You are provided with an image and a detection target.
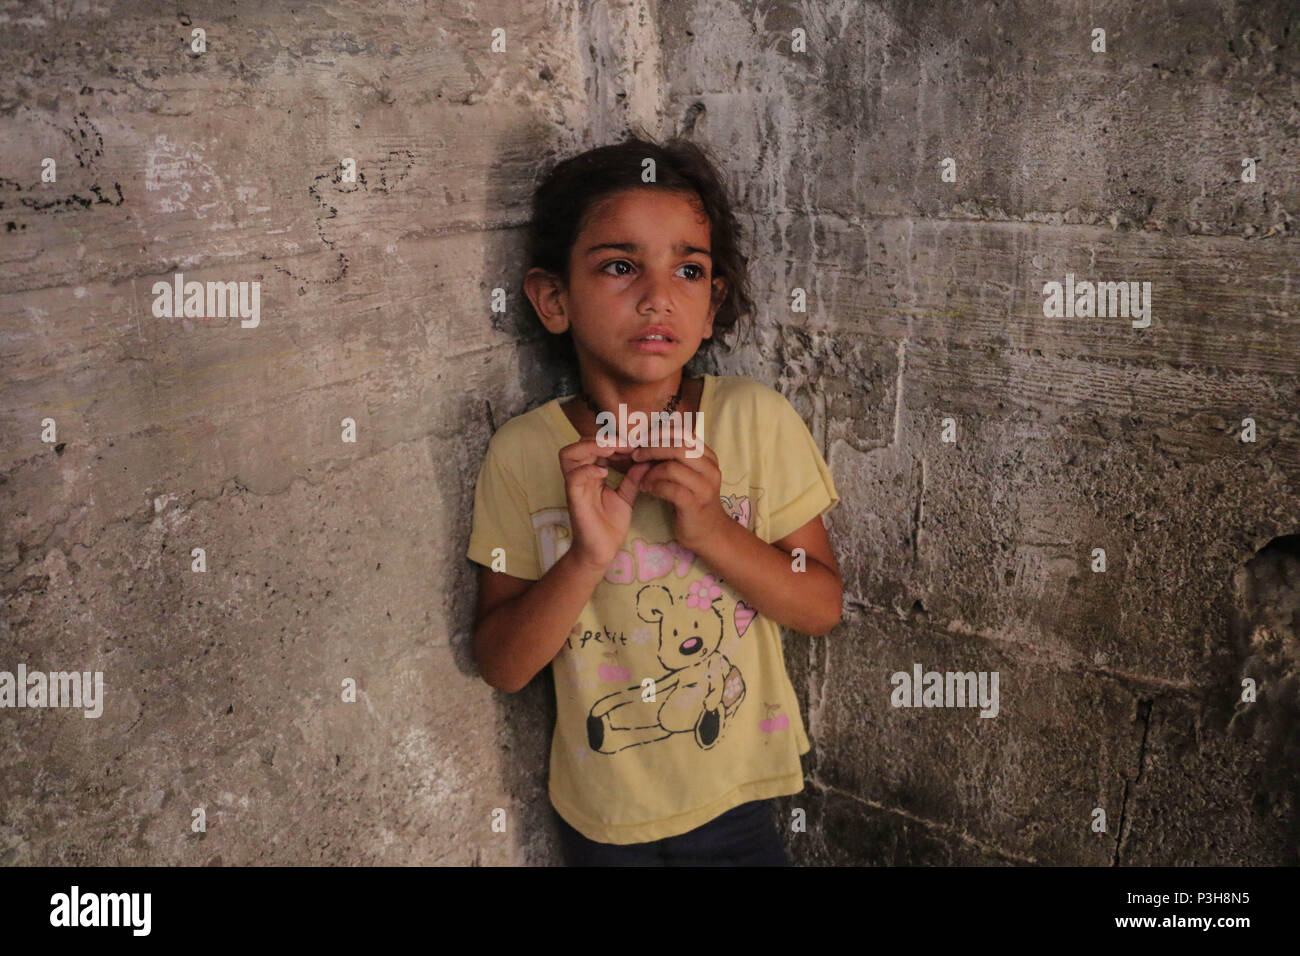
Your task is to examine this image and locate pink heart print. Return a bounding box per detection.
[734,601,755,637]
[632,539,676,580]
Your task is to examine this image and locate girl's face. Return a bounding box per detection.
[556,187,726,387]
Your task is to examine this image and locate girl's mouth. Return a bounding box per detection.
[631,336,676,353]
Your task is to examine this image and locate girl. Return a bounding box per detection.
[466,134,842,865]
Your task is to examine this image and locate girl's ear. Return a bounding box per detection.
[524,267,571,334]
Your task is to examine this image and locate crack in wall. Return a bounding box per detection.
[911,452,924,568]
[1112,697,1154,866]
[891,337,907,444]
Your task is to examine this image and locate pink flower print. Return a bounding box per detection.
[628,626,654,646]
[686,575,723,609]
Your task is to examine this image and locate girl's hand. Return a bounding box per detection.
[628,427,730,554]
[558,436,654,572]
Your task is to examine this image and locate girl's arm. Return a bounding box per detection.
[474,435,648,693]
[630,436,842,636]
[473,549,609,693]
[693,514,842,637]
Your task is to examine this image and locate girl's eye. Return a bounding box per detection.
[599,261,707,280]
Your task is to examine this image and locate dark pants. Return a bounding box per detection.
[553,799,791,866]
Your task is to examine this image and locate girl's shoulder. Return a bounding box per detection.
[708,373,799,420]
[478,397,563,472]
[708,375,819,468]
[491,399,555,442]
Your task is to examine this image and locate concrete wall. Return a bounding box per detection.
[1,0,1295,865]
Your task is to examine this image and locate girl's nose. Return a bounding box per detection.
[638,275,674,313]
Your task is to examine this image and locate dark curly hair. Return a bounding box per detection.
[523,130,754,372]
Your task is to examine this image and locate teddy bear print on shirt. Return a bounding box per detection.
[586,578,747,754]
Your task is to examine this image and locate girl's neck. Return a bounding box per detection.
[561,374,703,442]
[583,370,684,417]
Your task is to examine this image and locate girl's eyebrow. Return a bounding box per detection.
[584,241,712,258]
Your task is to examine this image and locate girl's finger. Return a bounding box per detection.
[640,471,685,507]
[615,461,653,506]
[634,457,710,497]
[629,438,716,466]
[628,443,680,463]
[564,462,609,486]
[561,437,635,470]
[663,461,718,505]
[559,438,600,463]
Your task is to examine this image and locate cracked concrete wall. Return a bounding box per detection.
[654,0,1299,864]
[1,0,1296,868]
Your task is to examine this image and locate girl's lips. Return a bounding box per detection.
[630,338,675,353]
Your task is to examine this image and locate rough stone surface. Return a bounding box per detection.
[1,0,1296,866]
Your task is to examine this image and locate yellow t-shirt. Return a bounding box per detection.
[466,373,839,844]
